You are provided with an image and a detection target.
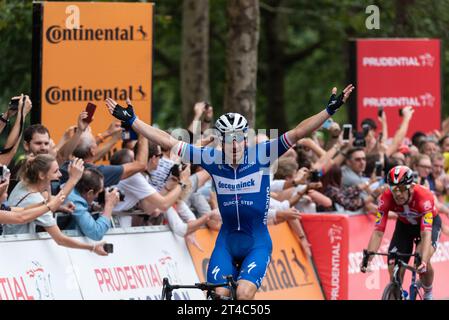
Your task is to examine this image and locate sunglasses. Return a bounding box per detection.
[221,133,246,144]
[154,153,163,158]
[389,185,410,193]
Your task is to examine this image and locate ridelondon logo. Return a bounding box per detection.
[45,85,147,105]
[46,25,149,44]
[0,261,54,300]
[362,53,435,67]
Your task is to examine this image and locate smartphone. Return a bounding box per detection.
[84,102,97,123]
[375,161,383,177]
[103,243,114,254]
[310,170,320,182]
[322,119,333,130]
[377,106,384,118]
[342,124,352,142]
[399,108,403,117]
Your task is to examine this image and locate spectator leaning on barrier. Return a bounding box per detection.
[2,154,108,255]
[66,167,119,241]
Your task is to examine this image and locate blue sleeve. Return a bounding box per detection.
[176,142,219,173]
[71,197,111,241]
[97,165,124,187]
[253,133,294,166]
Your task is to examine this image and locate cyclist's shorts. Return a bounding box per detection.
[207,231,272,289]
[388,214,442,264]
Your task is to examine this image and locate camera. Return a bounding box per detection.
[310,170,321,183]
[169,163,187,179]
[0,165,11,182]
[103,243,114,254]
[97,187,125,204]
[8,97,21,111]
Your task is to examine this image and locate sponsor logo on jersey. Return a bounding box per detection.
[423,212,433,225]
[375,212,383,224]
[213,171,263,195]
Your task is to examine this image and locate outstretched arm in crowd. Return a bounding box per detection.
[0,94,32,166]
[105,98,180,151]
[118,134,148,179]
[92,128,121,163]
[56,112,90,165]
[385,106,414,157]
[285,85,354,146]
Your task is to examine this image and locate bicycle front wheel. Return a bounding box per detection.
[381,282,402,300]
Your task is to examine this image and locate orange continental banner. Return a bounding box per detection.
[187,223,325,300]
[37,1,153,147]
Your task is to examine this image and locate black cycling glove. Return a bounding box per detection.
[325,91,344,116]
[112,102,137,126]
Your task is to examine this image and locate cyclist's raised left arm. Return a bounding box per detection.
[286,85,354,145]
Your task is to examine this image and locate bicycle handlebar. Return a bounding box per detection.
[362,249,422,273]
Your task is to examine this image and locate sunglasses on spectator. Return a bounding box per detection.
[153,153,163,158]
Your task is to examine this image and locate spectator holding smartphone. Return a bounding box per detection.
[2,155,108,255]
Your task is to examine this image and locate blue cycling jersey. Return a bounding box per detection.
[177,133,293,288]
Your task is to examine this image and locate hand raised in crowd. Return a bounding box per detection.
[329,121,341,138]
[68,157,85,183]
[77,111,90,132]
[57,201,76,214]
[294,167,309,185]
[23,95,33,116]
[47,191,67,213]
[193,101,208,118]
[0,178,10,203]
[93,241,109,256]
[105,188,120,208]
[107,121,123,136]
[179,164,191,183]
[401,105,415,121]
[277,207,301,222]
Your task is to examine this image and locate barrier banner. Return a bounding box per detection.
[0,239,82,300]
[69,232,204,300]
[355,39,440,137]
[302,213,449,300]
[300,214,349,300]
[187,223,325,300]
[34,1,153,146]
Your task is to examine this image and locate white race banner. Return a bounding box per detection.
[69,231,205,300]
[0,239,83,300]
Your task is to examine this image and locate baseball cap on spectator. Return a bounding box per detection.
[398,144,411,155]
[361,118,377,131]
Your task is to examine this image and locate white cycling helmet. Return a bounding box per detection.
[214,113,249,135]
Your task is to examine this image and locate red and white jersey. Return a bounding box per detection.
[375,184,437,232]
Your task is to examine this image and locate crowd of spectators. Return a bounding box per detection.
[1,94,449,259]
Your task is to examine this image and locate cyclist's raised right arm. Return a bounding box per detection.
[105,98,179,150]
[132,118,180,150]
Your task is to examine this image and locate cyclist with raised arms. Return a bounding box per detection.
[105,84,354,300]
[361,166,442,300]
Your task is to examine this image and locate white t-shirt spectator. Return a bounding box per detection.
[3,181,56,235]
[115,173,157,227]
[149,157,175,192]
